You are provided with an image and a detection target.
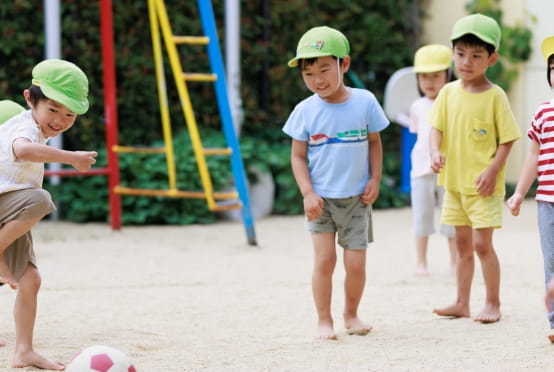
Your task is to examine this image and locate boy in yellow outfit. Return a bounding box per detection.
[429,14,521,323]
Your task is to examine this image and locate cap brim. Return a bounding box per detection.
[450,31,498,49]
[413,64,451,73]
[288,52,334,67]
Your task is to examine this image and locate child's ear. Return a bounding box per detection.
[488,52,499,67]
[342,55,351,73]
[23,89,33,108]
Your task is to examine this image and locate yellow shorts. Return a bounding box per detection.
[441,190,503,229]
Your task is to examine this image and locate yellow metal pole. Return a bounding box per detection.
[153,0,217,210]
[148,0,178,191]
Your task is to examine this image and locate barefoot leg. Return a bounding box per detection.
[473,228,501,323]
[316,321,337,340]
[311,232,337,340]
[343,248,372,335]
[415,236,429,276]
[11,265,63,370]
[433,226,473,318]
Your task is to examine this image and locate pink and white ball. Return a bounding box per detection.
[66,345,136,372]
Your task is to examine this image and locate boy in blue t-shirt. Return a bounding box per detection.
[282,26,389,340]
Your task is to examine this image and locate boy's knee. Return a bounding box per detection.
[315,256,336,274]
[474,242,492,257]
[19,189,56,219]
[19,266,41,292]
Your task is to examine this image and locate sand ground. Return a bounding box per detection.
[0,199,551,371]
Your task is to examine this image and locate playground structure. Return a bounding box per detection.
[43,0,257,245]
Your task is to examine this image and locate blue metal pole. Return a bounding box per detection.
[197,0,257,246]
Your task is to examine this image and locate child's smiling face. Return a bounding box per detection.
[300,56,350,103]
[25,90,77,138]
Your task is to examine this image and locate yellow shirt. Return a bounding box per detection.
[429,80,521,196]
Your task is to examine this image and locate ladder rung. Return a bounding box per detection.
[183,73,217,82]
[203,147,232,156]
[113,145,166,154]
[114,186,238,200]
[172,35,209,45]
[212,200,242,211]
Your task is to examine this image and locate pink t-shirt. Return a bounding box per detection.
[409,96,434,178]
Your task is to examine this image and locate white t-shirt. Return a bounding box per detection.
[409,96,434,178]
[0,110,47,194]
[282,88,389,198]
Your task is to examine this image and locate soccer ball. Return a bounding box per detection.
[66,345,137,372]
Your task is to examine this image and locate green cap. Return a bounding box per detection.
[0,100,25,125]
[31,59,89,115]
[450,13,501,49]
[288,26,350,67]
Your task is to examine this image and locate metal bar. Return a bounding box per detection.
[183,73,217,82]
[45,167,111,177]
[100,0,122,229]
[115,186,238,200]
[154,0,217,210]
[198,0,257,245]
[149,0,178,191]
[172,35,209,45]
[113,145,166,154]
[202,147,232,156]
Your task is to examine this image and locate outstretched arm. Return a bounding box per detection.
[290,139,323,221]
[12,138,97,172]
[506,140,539,216]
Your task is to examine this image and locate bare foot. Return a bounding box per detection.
[12,350,65,370]
[0,337,6,347]
[474,303,501,323]
[548,334,554,343]
[414,265,428,277]
[0,258,17,289]
[316,322,337,340]
[433,303,470,318]
[344,316,372,336]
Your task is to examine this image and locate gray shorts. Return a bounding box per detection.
[305,195,373,249]
[0,189,56,281]
[410,174,455,238]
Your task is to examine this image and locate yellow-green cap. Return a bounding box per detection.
[541,36,554,62]
[0,100,25,125]
[413,44,452,73]
[450,13,501,49]
[31,59,89,115]
[288,26,350,67]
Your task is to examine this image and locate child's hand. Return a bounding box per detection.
[361,178,379,204]
[303,192,323,221]
[72,151,97,172]
[475,167,498,197]
[430,151,445,173]
[506,193,523,216]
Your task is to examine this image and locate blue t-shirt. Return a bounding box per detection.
[282,88,389,198]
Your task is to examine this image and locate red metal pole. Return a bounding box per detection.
[99,0,121,229]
